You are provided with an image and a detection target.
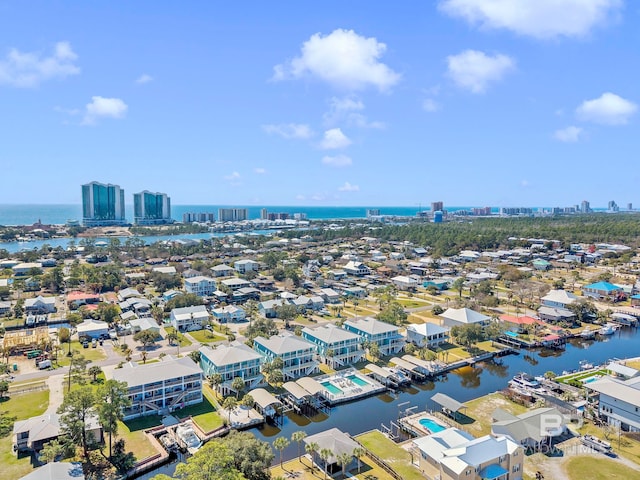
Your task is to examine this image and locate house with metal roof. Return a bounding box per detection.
[303,428,359,471]
[343,317,404,356]
[253,332,318,380]
[212,305,246,323]
[582,281,624,300]
[491,407,567,449]
[439,308,490,329]
[184,276,217,297]
[13,412,102,453]
[587,375,640,432]
[541,289,577,309]
[108,356,203,420]
[170,305,210,332]
[406,322,450,348]
[411,427,523,480]
[302,324,364,368]
[19,462,85,480]
[24,296,56,314]
[199,341,263,395]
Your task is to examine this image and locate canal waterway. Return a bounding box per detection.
[138,327,639,478]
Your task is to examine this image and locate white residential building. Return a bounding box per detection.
[391,275,419,291]
[184,276,217,297]
[343,317,404,356]
[212,305,246,323]
[170,305,210,332]
[587,375,640,432]
[211,264,236,277]
[439,307,490,329]
[199,342,264,394]
[302,324,364,368]
[406,322,450,348]
[343,261,371,276]
[541,289,578,309]
[253,332,318,380]
[24,296,56,314]
[234,259,260,274]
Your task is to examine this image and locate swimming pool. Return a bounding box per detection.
[321,381,343,395]
[347,374,370,387]
[419,418,447,433]
[505,331,519,338]
[583,376,601,384]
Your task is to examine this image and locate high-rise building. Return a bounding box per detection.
[431,201,444,212]
[628,203,633,211]
[133,191,172,225]
[366,209,380,218]
[81,181,126,226]
[607,200,619,212]
[218,208,248,222]
[183,212,215,223]
[581,200,591,213]
[260,208,268,220]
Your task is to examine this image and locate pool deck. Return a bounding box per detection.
[314,368,387,405]
[398,411,451,438]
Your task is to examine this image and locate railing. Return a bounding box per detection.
[352,435,403,480]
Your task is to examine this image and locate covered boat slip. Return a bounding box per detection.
[389,357,427,380]
[365,363,403,388]
[402,354,439,374]
[430,392,467,421]
[281,379,329,415]
[249,388,282,419]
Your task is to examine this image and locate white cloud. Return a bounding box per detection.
[82,96,128,125]
[273,28,400,91]
[554,125,583,142]
[136,74,153,84]
[447,49,515,93]
[338,181,360,192]
[254,167,267,174]
[224,171,241,181]
[323,96,385,128]
[262,123,314,139]
[322,154,353,167]
[439,0,622,39]
[422,98,440,112]
[576,92,637,125]
[0,41,80,88]
[320,128,352,150]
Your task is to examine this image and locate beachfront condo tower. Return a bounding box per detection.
[133,190,172,225]
[81,181,126,226]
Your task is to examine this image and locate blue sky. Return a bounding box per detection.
[0,1,638,208]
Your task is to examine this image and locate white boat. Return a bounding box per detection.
[580,328,596,339]
[175,423,202,454]
[598,323,616,336]
[509,373,546,394]
[383,367,412,386]
[159,434,178,451]
[579,360,594,370]
[581,434,612,453]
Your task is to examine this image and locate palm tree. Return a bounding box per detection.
[141,350,148,364]
[305,441,319,469]
[124,347,133,362]
[274,436,290,469]
[319,448,333,480]
[337,452,352,479]
[88,365,102,383]
[231,376,245,399]
[241,394,254,417]
[291,431,307,462]
[166,330,178,346]
[352,447,365,473]
[207,373,223,392]
[222,396,237,425]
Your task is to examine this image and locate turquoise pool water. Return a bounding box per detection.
[321,381,343,395]
[505,331,519,338]
[347,374,370,386]
[583,376,601,384]
[419,418,447,433]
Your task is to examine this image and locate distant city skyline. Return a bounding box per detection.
[1,2,638,206]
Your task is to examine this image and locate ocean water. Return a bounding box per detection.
[0,204,504,226]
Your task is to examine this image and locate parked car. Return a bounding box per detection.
[82,341,89,348]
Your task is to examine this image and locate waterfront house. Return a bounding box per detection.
[234,259,260,274]
[343,317,404,356]
[253,332,318,380]
[343,261,371,276]
[108,356,203,420]
[13,412,102,453]
[498,315,541,334]
[492,407,567,449]
[587,375,640,432]
[302,324,364,368]
[411,428,523,480]
[170,305,210,332]
[541,290,577,309]
[406,322,450,348]
[303,428,358,471]
[211,264,236,277]
[184,275,217,297]
[537,306,576,324]
[199,342,263,394]
[212,305,246,323]
[582,281,624,300]
[24,296,56,315]
[439,307,490,329]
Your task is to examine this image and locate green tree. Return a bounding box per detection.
[273,436,290,468]
[219,430,274,480]
[376,302,407,326]
[241,394,254,417]
[305,441,319,468]
[337,451,352,479]
[96,379,131,459]
[88,365,102,383]
[57,385,97,459]
[432,304,444,315]
[134,329,158,350]
[367,342,381,362]
[98,303,120,325]
[172,441,246,480]
[231,377,245,399]
[223,396,237,425]
[275,304,298,328]
[452,278,465,298]
[68,352,89,391]
[166,330,178,346]
[0,380,9,399]
[352,446,365,473]
[291,431,306,461]
[39,438,66,463]
[450,323,485,349]
[320,448,333,480]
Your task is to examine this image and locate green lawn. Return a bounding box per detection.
[463,392,528,437]
[120,417,162,460]
[0,390,50,480]
[56,341,107,366]
[172,393,224,432]
[164,327,192,347]
[564,456,640,479]
[188,329,225,344]
[355,430,424,480]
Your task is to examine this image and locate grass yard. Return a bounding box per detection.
[56,341,107,366]
[355,430,424,480]
[556,369,609,384]
[625,360,640,370]
[462,392,528,437]
[0,436,34,480]
[578,422,640,466]
[119,418,161,460]
[172,393,224,433]
[564,456,640,479]
[396,298,430,308]
[271,455,397,480]
[188,329,225,344]
[164,327,192,347]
